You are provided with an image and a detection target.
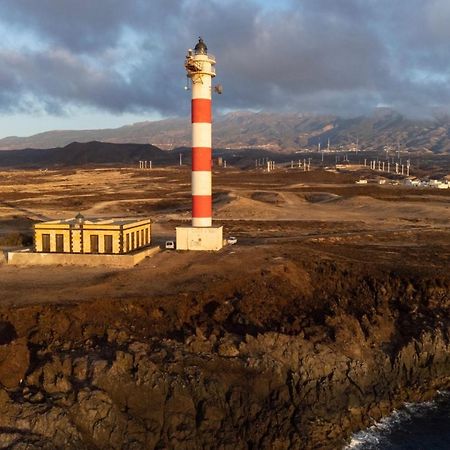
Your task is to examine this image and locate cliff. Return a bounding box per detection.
[0,258,449,449]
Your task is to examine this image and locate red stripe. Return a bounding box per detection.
[192,147,212,171]
[192,99,212,123]
[192,195,212,218]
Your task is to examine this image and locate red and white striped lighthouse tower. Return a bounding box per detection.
[176,37,223,251]
[185,37,215,227]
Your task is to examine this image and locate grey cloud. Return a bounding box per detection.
[0,0,180,53]
[0,0,450,118]
[0,49,150,113]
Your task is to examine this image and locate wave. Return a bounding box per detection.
[344,391,450,449]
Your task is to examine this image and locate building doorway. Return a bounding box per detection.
[42,234,50,252]
[104,235,113,254]
[90,235,99,253]
[55,234,64,252]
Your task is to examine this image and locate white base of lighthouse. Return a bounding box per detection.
[176,226,223,251]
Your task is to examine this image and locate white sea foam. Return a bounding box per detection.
[343,392,449,449]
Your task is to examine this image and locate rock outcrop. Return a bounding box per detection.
[0,260,449,449]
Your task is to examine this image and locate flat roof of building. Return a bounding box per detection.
[35,217,151,226]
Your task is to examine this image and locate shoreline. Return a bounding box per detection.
[345,390,450,449]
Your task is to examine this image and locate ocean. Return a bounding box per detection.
[345,391,450,449]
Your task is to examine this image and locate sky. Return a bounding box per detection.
[1,0,450,138]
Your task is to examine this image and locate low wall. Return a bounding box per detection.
[7,246,160,268]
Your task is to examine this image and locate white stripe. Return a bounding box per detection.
[193,217,212,227]
[192,79,211,100]
[192,171,212,196]
[192,123,211,147]
[191,56,212,100]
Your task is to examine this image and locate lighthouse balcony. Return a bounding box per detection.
[185,60,202,72]
[185,61,216,76]
[188,53,215,63]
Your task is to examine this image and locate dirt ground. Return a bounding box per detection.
[0,166,449,306]
[0,165,449,450]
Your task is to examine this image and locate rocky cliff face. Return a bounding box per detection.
[0,260,449,449]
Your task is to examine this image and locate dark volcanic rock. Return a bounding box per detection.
[0,337,29,389]
[0,261,449,449]
[0,321,17,345]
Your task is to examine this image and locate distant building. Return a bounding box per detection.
[403,177,450,189]
[34,214,151,254]
[405,178,421,187]
[426,179,449,189]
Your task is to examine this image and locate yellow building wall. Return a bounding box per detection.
[34,219,151,254]
[72,229,82,253]
[34,230,43,252]
[124,232,131,251]
[35,225,71,253]
[82,228,121,254]
[56,229,71,252]
[123,222,151,253]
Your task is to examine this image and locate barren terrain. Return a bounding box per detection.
[0,166,449,305]
[0,166,449,449]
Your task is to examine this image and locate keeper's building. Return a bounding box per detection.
[34,214,151,254]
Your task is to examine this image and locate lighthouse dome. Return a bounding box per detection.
[194,37,207,55]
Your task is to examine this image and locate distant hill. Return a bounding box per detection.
[1,110,450,154]
[0,118,190,152]
[0,141,176,168]
[0,140,298,169]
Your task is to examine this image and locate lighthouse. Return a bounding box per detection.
[176,37,223,251]
[187,37,214,227]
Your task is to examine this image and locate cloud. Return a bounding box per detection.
[0,0,449,119]
[0,0,180,53]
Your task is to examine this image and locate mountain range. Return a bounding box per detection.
[1,110,449,154]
